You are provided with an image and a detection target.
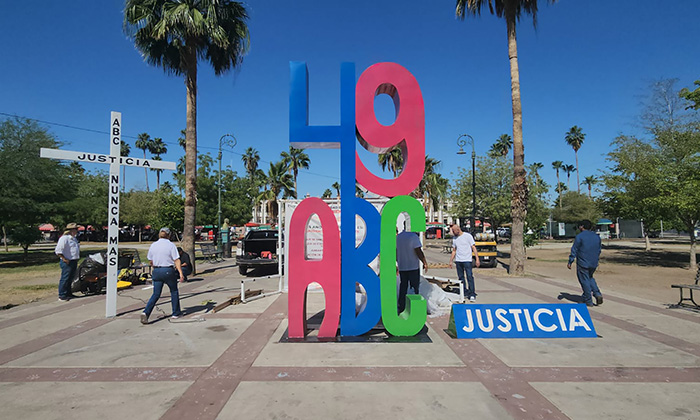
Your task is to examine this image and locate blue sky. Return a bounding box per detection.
[2,0,699,203]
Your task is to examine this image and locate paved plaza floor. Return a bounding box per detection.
[0,257,699,420]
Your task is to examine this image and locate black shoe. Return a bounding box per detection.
[595,295,603,306]
[586,302,595,307]
[67,294,78,299]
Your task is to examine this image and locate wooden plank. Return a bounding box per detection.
[212,289,264,313]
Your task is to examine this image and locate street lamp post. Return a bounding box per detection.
[218,133,237,253]
[457,134,476,233]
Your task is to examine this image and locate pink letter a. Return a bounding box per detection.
[287,198,341,339]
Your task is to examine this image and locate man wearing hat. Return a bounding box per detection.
[55,223,80,301]
[141,227,185,324]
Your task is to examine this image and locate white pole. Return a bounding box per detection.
[106,111,121,318]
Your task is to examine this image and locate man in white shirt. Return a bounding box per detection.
[448,224,480,301]
[141,227,185,324]
[54,223,80,301]
[396,229,428,313]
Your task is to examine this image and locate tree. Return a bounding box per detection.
[582,175,598,198]
[452,155,549,233]
[679,80,700,110]
[322,189,332,199]
[531,162,543,182]
[125,0,251,274]
[332,181,341,198]
[280,146,310,197]
[565,125,585,193]
[0,118,72,255]
[465,155,513,229]
[563,164,576,188]
[526,162,550,232]
[415,156,448,219]
[377,146,404,177]
[488,134,512,158]
[456,0,556,276]
[61,166,109,230]
[242,147,260,181]
[150,137,168,189]
[134,132,154,192]
[603,79,700,269]
[120,140,130,192]
[552,191,601,224]
[121,190,159,241]
[258,160,294,220]
[551,160,563,208]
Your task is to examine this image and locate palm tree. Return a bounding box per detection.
[565,125,585,193]
[488,134,513,158]
[582,175,598,198]
[125,0,250,273]
[331,181,340,198]
[552,160,563,208]
[531,162,544,182]
[241,147,260,181]
[377,146,404,177]
[280,146,310,197]
[120,140,131,192]
[134,132,154,191]
[456,0,556,276]
[416,156,447,217]
[150,137,168,189]
[262,160,294,219]
[322,189,332,199]
[563,164,576,188]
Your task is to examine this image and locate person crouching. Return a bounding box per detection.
[141,227,184,324]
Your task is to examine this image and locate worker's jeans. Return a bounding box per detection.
[144,267,182,317]
[455,261,476,298]
[576,265,601,304]
[58,259,78,298]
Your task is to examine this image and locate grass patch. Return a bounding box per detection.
[12,284,55,291]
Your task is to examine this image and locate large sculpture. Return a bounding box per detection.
[288,62,426,338]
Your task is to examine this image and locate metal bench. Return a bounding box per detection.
[671,267,700,308]
[199,243,223,263]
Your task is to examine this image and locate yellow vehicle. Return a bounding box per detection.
[471,217,498,268]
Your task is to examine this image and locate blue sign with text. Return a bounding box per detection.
[448,303,598,339]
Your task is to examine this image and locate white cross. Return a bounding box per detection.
[40,111,176,318]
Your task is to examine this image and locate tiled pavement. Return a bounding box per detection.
[0,260,699,420]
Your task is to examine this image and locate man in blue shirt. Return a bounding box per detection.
[567,220,603,306]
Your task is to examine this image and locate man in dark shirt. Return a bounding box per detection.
[567,220,603,306]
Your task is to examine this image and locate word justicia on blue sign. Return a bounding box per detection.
[447,304,598,339]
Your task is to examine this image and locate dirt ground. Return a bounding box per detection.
[428,238,698,306]
[506,240,696,304]
[1,239,698,310]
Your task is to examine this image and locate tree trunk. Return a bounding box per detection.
[2,225,7,252]
[506,10,528,276]
[556,172,561,208]
[689,222,697,271]
[143,150,149,192]
[575,151,580,193]
[183,48,198,275]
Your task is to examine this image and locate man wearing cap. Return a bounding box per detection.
[55,223,80,301]
[141,227,185,324]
